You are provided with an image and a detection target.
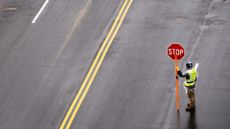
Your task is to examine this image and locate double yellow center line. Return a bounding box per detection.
[59,0,133,129]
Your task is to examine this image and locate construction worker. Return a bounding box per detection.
[175,62,198,112]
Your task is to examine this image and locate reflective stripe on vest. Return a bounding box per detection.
[184,68,197,87]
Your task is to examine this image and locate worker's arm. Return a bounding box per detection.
[177,70,189,78]
[175,66,190,79]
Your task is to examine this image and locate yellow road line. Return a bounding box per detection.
[59,1,128,129]
[65,0,133,128]
[59,0,133,128]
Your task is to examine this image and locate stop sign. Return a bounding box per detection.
[167,43,184,60]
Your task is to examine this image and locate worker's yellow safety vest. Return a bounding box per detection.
[184,68,197,87]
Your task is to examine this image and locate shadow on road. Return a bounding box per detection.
[176,111,198,129]
[176,112,181,129]
[186,112,197,129]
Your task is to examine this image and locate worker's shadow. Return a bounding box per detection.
[186,111,197,129]
[176,111,197,129]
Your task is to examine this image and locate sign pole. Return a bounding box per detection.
[167,43,184,111]
[175,56,180,111]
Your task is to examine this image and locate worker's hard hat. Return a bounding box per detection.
[186,62,193,69]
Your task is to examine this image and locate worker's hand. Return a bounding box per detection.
[175,66,180,72]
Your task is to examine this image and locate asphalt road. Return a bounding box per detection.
[1,0,230,129]
[0,0,121,128]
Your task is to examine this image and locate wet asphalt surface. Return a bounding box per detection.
[0,0,230,129]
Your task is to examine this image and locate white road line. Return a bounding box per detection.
[32,0,50,23]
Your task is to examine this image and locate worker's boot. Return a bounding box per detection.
[186,103,196,112]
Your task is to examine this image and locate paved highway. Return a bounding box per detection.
[0,0,121,128]
[0,0,230,129]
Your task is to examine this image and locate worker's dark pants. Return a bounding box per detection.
[186,85,195,108]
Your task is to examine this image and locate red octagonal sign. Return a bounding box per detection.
[167,43,184,60]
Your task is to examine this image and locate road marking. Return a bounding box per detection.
[66,1,133,128]
[38,0,92,94]
[0,7,17,12]
[59,0,128,128]
[52,0,92,67]
[32,0,50,23]
[59,0,133,129]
